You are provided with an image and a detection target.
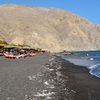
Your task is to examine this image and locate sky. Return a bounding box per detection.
[0,0,100,24]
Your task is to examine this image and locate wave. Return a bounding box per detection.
[58,53,100,78]
[89,64,100,78]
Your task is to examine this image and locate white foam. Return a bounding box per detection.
[89,58,94,61]
[44,81,49,85]
[56,71,62,77]
[28,75,36,81]
[34,90,55,97]
[89,64,100,78]
[89,64,100,69]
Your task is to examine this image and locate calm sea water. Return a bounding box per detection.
[59,51,100,78]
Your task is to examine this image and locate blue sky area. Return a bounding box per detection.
[0,0,99,24]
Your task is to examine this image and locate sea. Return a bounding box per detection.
[58,50,100,78]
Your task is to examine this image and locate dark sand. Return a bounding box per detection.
[57,56,100,100]
[0,54,100,100]
[0,53,51,100]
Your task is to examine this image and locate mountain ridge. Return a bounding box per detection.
[0,4,100,52]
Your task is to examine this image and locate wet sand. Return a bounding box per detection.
[0,54,100,100]
[57,56,100,100]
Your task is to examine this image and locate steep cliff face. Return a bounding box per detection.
[0,4,100,52]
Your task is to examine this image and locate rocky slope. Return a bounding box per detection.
[0,4,100,52]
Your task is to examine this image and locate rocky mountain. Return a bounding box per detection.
[0,4,100,52]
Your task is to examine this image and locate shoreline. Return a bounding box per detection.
[58,54,100,79]
[57,56,100,100]
[0,53,100,100]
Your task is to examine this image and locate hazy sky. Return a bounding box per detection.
[0,0,99,24]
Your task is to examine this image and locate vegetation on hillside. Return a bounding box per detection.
[0,40,8,45]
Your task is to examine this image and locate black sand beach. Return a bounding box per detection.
[57,57,100,100]
[0,53,51,100]
[0,54,100,100]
